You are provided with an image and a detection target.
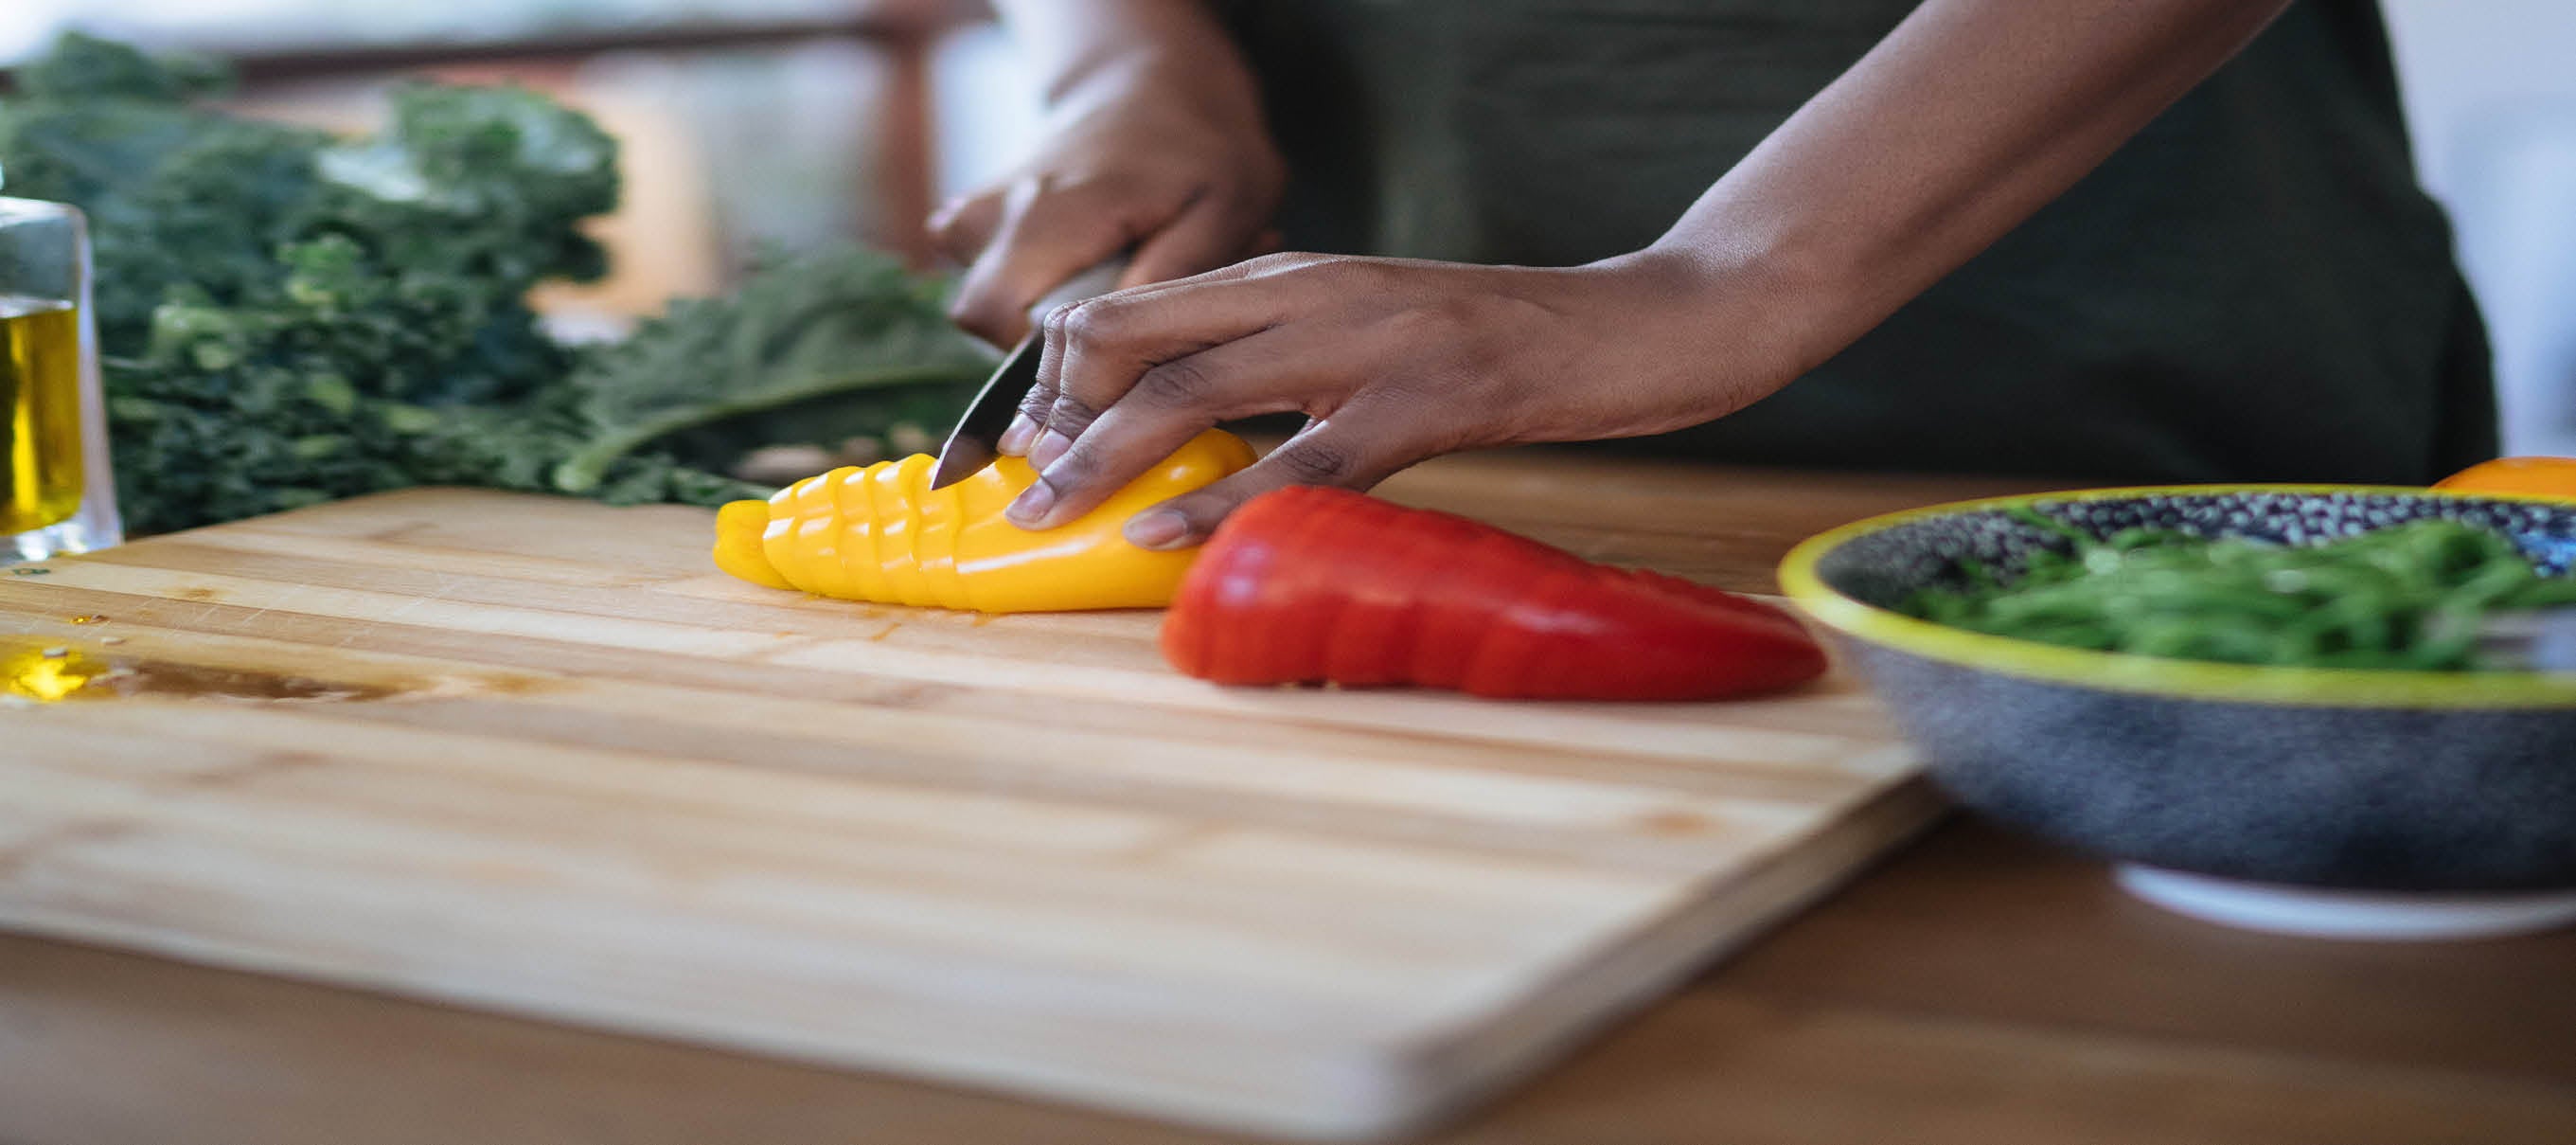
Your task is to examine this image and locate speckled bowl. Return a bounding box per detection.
[1778,487,2576,904]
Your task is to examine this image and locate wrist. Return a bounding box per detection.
[1608,233,1852,390]
[1556,215,1872,433]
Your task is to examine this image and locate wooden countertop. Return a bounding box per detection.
[4,452,2571,1145]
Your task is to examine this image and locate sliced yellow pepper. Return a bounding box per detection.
[713,429,1256,612]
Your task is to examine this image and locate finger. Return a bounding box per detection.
[1028,248,1315,415]
[1006,274,1146,458]
[1023,291,1078,448]
[926,189,1004,265]
[948,179,1133,345]
[1119,192,1265,289]
[1027,259,1353,469]
[1012,288,1108,456]
[1124,410,1423,549]
[996,349,1058,457]
[1008,326,1347,529]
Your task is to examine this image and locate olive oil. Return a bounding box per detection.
[2,295,84,534]
[2,640,105,702]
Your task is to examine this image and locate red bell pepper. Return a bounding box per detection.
[1160,486,1829,700]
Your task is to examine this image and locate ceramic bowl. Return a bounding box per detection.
[1778,487,2576,934]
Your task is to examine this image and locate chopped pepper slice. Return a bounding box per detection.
[713,429,1255,613]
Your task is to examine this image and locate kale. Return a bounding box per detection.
[0,33,990,535]
[553,246,990,494]
[0,37,329,350]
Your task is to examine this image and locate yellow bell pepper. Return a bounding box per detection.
[712,428,1255,612]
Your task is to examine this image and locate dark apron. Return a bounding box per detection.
[1217,0,2496,484]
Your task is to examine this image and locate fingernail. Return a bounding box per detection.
[1124,510,1189,550]
[998,414,1039,456]
[1006,478,1055,527]
[1028,430,1075,471]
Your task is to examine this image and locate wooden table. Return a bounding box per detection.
[4,454,2571,1145]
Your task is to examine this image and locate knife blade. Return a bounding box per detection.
[932,258,1129,491]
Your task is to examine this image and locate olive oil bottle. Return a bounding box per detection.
[2,295,84,534]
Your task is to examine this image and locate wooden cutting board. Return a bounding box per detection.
[0,459,1943,1140]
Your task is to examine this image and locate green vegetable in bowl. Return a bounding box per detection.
[1902,512,2576,671]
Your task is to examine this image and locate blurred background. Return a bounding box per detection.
[2,0,2570,456]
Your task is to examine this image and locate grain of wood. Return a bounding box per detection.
[6,464,2561,1145]
[0,483,1948,1138]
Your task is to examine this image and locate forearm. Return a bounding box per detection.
[1653,0,2294,369]
[987,0,1264,125]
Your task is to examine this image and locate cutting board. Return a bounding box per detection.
[0,465,1940,1140]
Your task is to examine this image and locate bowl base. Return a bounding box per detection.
[2115,866,2576,940]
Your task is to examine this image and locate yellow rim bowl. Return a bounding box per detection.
[1777,484,2576,710]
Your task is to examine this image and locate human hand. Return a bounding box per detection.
[930,58,1285,346]
[1001,249,1816,548]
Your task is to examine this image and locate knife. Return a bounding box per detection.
[931,258,1130,491]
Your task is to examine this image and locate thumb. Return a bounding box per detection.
[1123,412,1423,550]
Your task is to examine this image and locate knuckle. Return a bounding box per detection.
[1046,394,1106,435]
[1059,299,1130,351]
[1039,299,1077,341]
[1134,358,1217,408]
[1385,297,1504,363]
[1272,254,1383,296]
[1273,439,1359,485]
[1042,439,1099,486]
[1242,251,1321,276]
[1339,259,1407,295]
[1162,492,1232,534]
[1382,303,1458,343]
[1015,385,1057,420]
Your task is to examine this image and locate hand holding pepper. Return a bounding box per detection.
[999,250,1811,550]
[968,0,2301,550]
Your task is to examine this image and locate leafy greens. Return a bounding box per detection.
[1904,512,2576,671]
[0,33,992,535]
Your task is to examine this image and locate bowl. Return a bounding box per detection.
[1779,486,2576,938]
